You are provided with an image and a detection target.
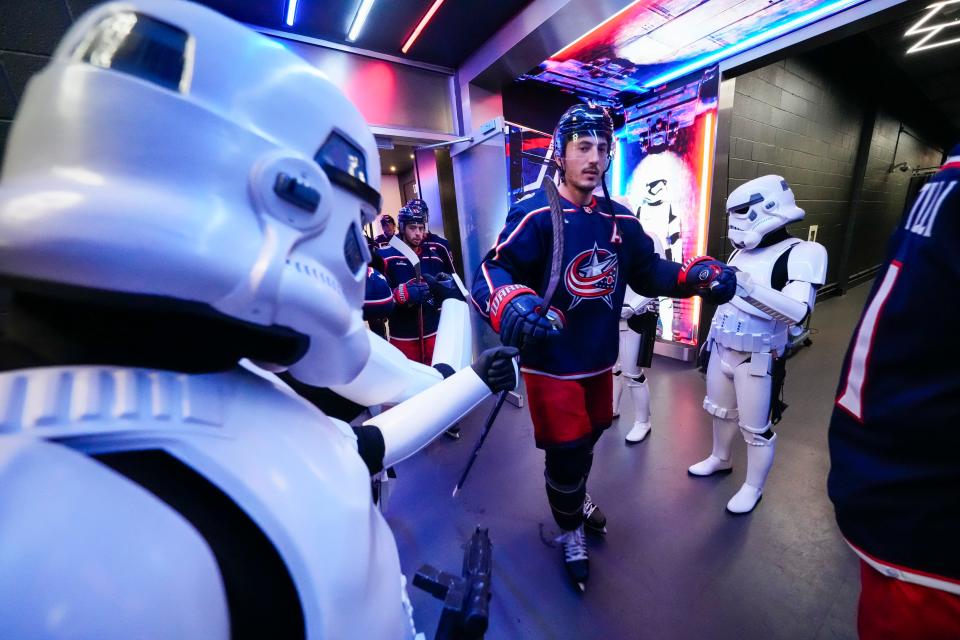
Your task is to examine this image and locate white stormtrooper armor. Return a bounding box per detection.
[613,229,666,444]
[688,175,827,514]
[0,3,512,638]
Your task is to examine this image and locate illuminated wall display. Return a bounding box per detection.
[528,0,866,101]
[612,66,718,346]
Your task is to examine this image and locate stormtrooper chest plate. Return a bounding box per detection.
[710,239,798,354]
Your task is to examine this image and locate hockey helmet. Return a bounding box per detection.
[552,103,614,169]
[397,206,426,231]
[726,175,804,251]
[406,198,429,221]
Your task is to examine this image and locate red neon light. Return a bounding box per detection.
[691,110,716,338]
[402,0,446,54]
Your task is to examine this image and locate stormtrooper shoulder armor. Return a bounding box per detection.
[788,241,828,286]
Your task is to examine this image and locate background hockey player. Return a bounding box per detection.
[688,175,827,515]
[0,3,517,637]
[374,213,397,248]
[407,197,458,275]
[471,103,736,591]
[829,147,960,639]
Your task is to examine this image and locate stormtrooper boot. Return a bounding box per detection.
[688,417,738,476]
[624,374,651,444]
[556,524,589,592]
[583,493,607,535]
[726,432,776,515]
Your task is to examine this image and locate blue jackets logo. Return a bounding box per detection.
[565,243,619,309]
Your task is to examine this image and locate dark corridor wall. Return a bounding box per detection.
[726,52,944,292]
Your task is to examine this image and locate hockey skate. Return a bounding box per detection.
[583,493,607,535]
[556,525,589,592]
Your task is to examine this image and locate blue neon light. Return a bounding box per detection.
[641,0,862,89]
[285,0,299,26]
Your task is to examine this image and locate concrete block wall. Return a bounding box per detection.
[726,57,863,286]
[847,113,942,278]
[726,54,944,290]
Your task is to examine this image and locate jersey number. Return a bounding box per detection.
[836,261,902,421]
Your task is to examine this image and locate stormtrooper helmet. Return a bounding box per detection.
[726,175,804,250]
[0,0,381,385]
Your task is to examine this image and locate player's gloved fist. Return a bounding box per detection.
[393,280,430,306]
[499,294,563,348]
[423,272,465,303]
[471,346,520,393]
[678,256,737,304]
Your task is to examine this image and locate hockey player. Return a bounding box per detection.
[374,213,397,248]
[471,103,736,590]
[407,197,458,275]
[829,148,960,638]
[364,266,395,323]
[613,235,665,444]
[688,175,827,515]
[378,206,454,364]
[0,3,517,638]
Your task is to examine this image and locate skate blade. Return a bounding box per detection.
[725,494,762,516]
[576,582,586,593]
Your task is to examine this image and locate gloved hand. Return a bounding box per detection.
[423,272,465,303]
[471,346,520,393]
[498,293,564,348]
[393,280,430,306]
[677,256,737,304]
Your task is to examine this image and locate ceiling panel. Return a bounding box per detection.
[196,0,531,68]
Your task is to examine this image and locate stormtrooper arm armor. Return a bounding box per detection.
[328,298,472,406]
[366,366,496,469]
[735,241,827,324]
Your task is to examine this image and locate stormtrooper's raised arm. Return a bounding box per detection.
[349,347,518,474]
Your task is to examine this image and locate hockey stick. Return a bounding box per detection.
[453,174,565,497]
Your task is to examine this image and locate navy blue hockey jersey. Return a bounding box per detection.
[471,189,687,378]
[377,241,450,340]
[424,232,457,274]
[829,150,960,584]
[362,266,394,321]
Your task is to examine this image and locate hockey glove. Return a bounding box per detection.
[490,286,564,348]
[393,280,430,306]
[471,346,520,393]
[678,256,737,304]
[423,272,465,303]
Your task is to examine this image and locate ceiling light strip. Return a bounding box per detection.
[348,0,377,42]
[285,0,299,26]
[402,0,446,54]
[642,0,862,88]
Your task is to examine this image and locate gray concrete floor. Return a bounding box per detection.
[388,283,872,640]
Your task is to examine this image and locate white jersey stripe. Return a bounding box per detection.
[837,261,902,421]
